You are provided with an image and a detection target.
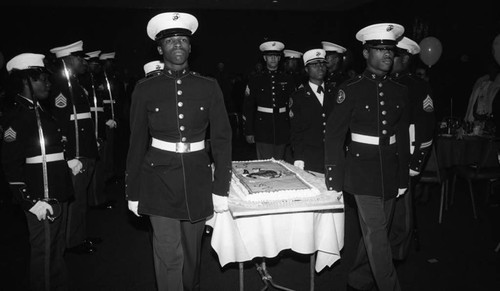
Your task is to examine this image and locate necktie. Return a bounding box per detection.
[317,85,324,94]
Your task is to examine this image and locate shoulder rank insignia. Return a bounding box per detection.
[423,95,434,112]
[55,93,67,108]
[337,89,346,104]
[3,127,17,142]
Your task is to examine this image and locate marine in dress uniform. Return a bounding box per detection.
[126,12,232,291]
[97,52,122,182]
[390,37,436,261]
[322,41,350,89]
[79,50,112,208]
[2,53,74,290]
[49,40,100,253]
[324,23,410,291]
[289,49,335,173]
[243,40,295,160]
[283,49,306,87]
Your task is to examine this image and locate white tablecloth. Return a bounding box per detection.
[206,208,344,272]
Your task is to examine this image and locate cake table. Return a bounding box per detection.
[206,163,345,291]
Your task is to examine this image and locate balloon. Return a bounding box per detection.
[493,33,500,66]
[419,36,442,68]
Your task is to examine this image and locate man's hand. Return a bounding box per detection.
[326,189,343,201]
[67,159,83,176]
[397,188,407,198]
[293,160,305,170]
[245,135,255,144]
[29,201,53,221]
[128,201,140,217]
[106,119,117,129]
[410,169,420,177]
[212,194,229,213]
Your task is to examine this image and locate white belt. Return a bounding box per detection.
[351,133,396,145]
[70,112,92,120]
[151,138,205,153]
[103,100,116,104]
[26,152,65,164]
[90,107,104,112]
[420,140,433,149]
[257,106,287,113]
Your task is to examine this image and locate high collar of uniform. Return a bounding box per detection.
[165,68,190,78]
[391,70,410,79]
[15,94,37,109]
[266,69,279,75]
[363,69,388,81]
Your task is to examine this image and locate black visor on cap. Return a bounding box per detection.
[365,39,397,46]
[263,51,282,56]
[70,51,86,58]
[155,28,192,41]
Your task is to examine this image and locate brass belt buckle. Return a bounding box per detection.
[176,142,190,153]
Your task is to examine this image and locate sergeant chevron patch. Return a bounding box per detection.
[423,95,434,112]
[3,127,17,142]
[55,93,67,108]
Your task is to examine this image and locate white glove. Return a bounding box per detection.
[106,119,117,128]
[128,201,140,217]
[409,169,420,177]
[245,135,255,144]
[397,188,407,198]
[212,194,229,213]
[67,159,83,176]
[293,160,305,170]
[29,201,53,221]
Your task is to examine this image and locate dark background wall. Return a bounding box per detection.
[1,0,499,119]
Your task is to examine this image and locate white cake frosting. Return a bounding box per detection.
[231,159,321,202]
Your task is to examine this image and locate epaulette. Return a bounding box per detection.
[345,74,363,87]
[389,77,408,89]
[135,73,162,86]
[190,71,217,82]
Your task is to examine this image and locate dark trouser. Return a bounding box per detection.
[104,127,115,181]
[149,216,205,291]
[66,158,95,248]
[256,142,286,160]
[390,180,414,261]
[348,195,400,291]
[25,202,69,291]
[88,142,107,206]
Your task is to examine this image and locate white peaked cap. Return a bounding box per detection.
[50,40,84,58]
[85,50,101,59]
[99,52,116,60]
[355,23,404,44]
[303,49,326,66]
[321,41,347,53]
[147,12,199,41]
[396,37,421,55]
[283,49,303,58]
[144,60,164,75]
[6,53,45,73]
[259,41,285,53]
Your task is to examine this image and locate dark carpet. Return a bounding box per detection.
[2,134,500,291]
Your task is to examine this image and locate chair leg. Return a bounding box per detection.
[467,180,478,219]
[450,173,457,206]
[439,183,445,224]
[444,179,449,211]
